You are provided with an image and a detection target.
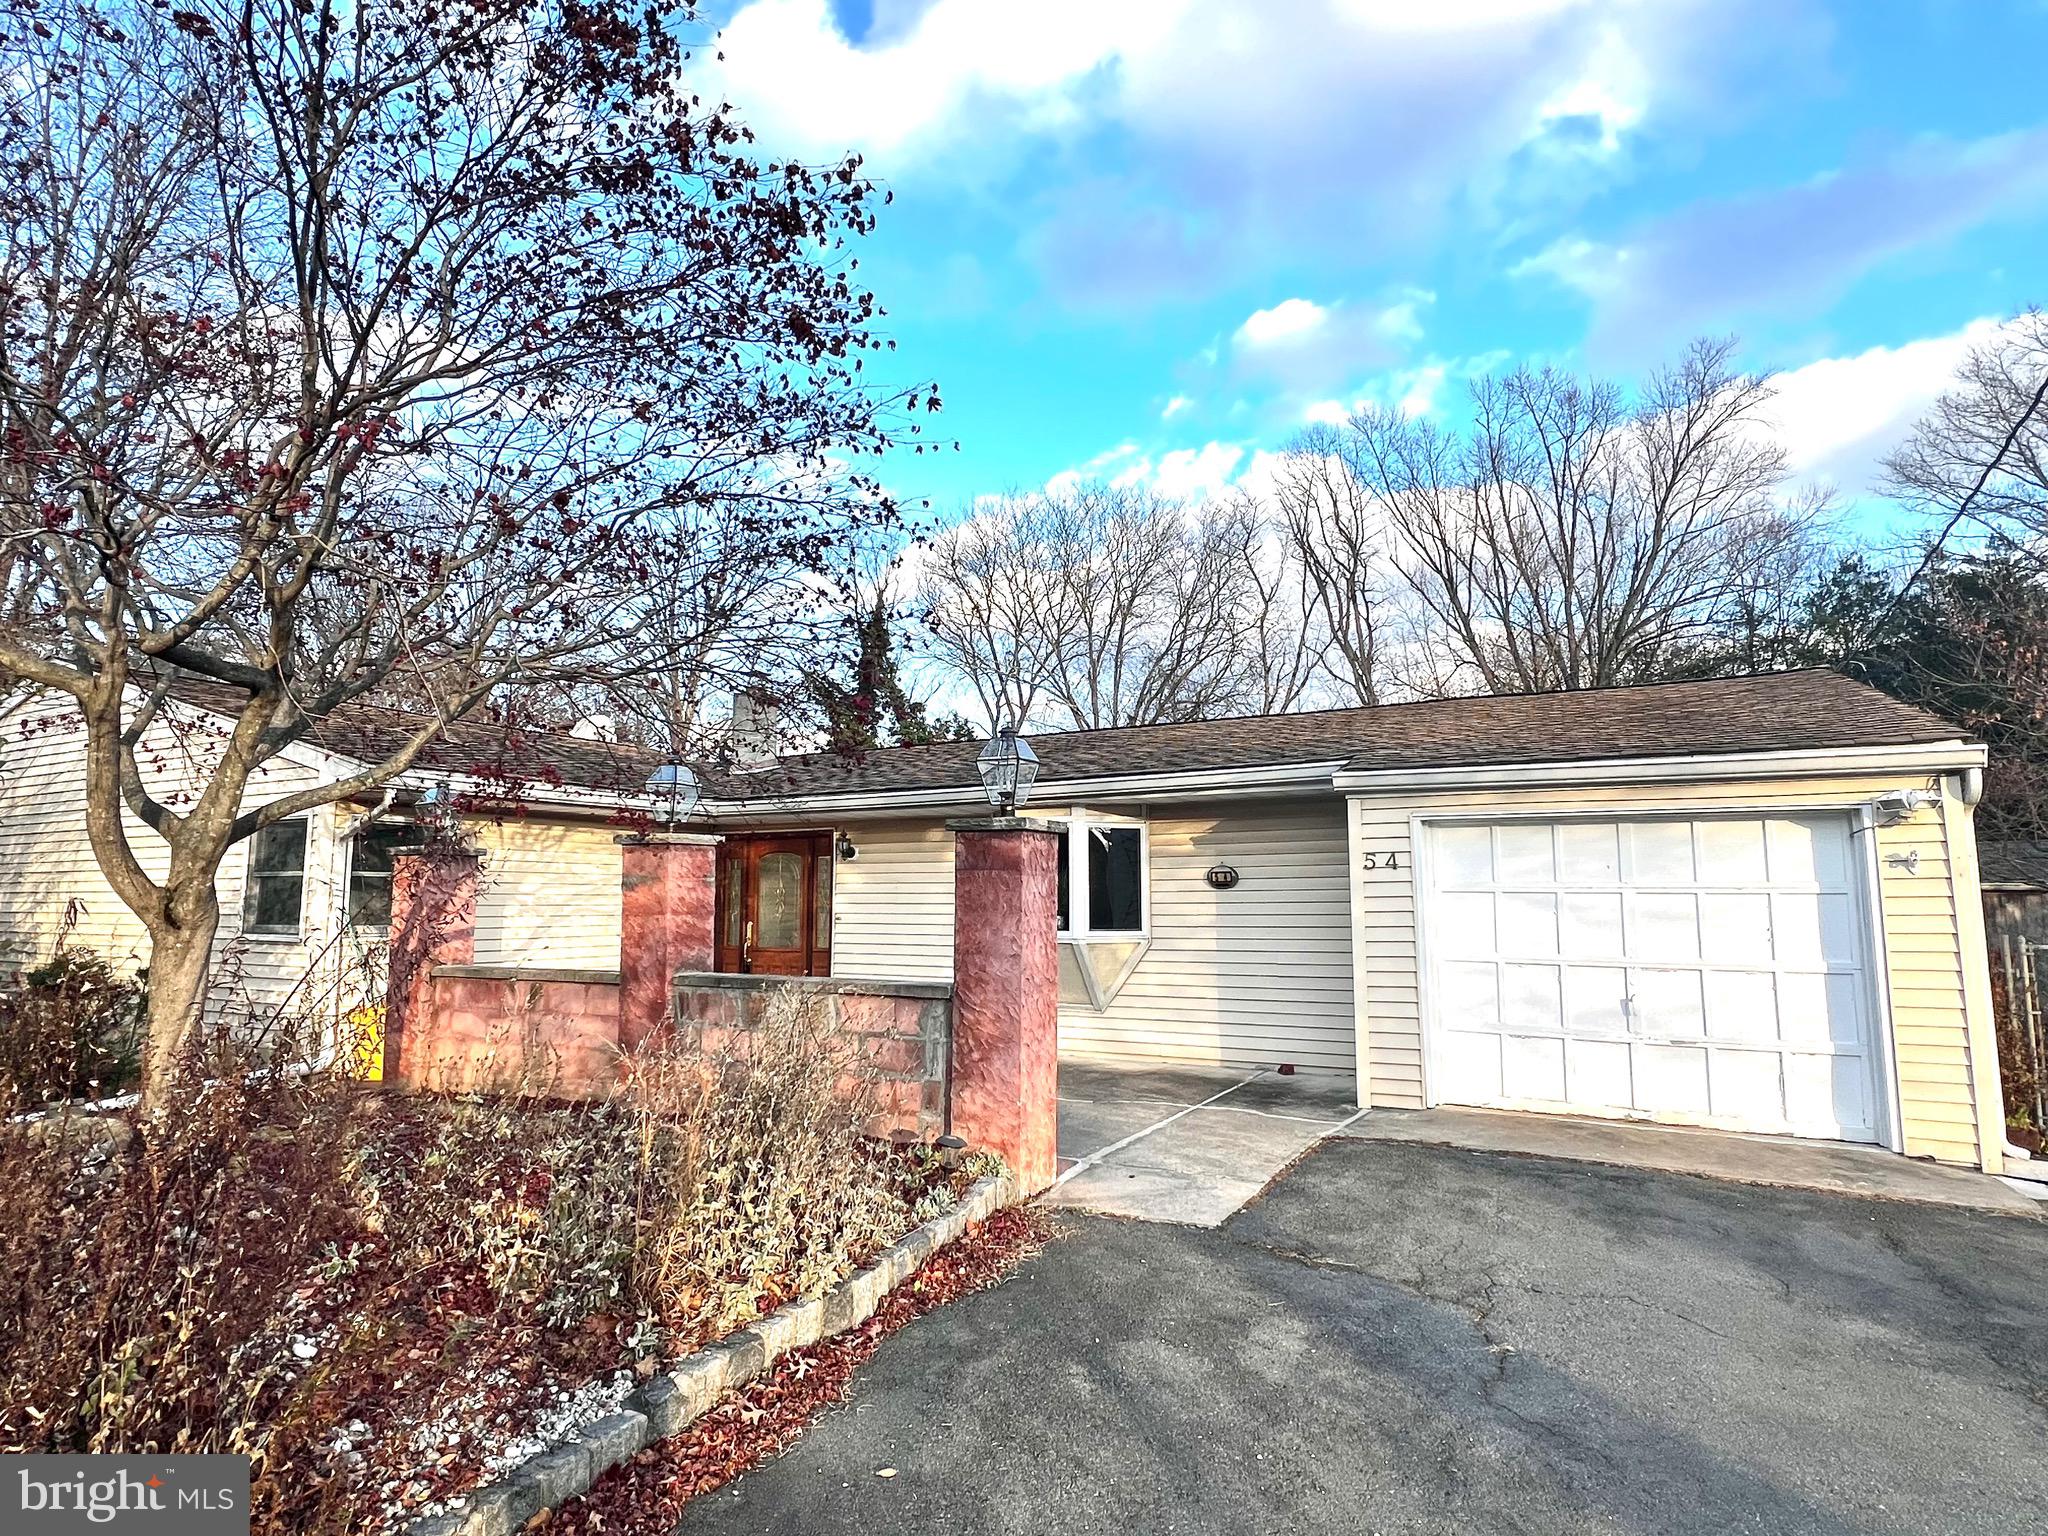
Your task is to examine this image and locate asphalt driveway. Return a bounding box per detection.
[675,1140,2048,1535]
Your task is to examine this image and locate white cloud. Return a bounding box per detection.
[1766,319,1999,496]
[1160,394,1195,420]
[711,0,1802,306]
[1235,298,1329,349]
[1511,131,2048,361]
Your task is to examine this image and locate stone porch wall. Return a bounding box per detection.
[402,964,622,1097]
[673,972,952,1140]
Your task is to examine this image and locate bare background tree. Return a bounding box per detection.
[1352,339,1827,693]
[0,0,926,1098]
[1270,430,1389,704]
[919,484,1320,730]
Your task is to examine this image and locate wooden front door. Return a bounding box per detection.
[715,832,833,976]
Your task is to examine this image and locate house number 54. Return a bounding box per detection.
[1361,851,1401,871]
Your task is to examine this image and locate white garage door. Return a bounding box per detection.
[1423,815,1882,1143]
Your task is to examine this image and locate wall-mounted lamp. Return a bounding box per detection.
[1872,787,1940,827]
[836,831,858,862]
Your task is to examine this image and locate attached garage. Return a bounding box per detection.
[1420,814,1886,1144]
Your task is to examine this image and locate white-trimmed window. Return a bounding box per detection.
[1052,809,1148,939]
[242,819,310,937]
[347,821,427,929]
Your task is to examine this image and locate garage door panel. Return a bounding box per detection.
[1437,891,1495,948]
[1709,1048,1784,1121]
[1502,963,1562,1030]
[1698,820,1768,882]
[1700,892,1772,963]
[1630,967,1705,1037]
[1566,1037,1633,1104]
[1566,965,1628,1032]
[1561,892,1622,954]
[1435,825,1495,884]
[1766,817,1847,885]
[1636,1043,1710,1113]
[1558,822,1620,881]
[1441,960,1499,1023]
[1626,821,1695,883]
[1498,892,1559,954]
[1502,1035,1566,1101]
[1704,970,1777,1043]
[1426,813,1881,1144]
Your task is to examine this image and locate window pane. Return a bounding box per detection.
[812,851,833,951]
[756,852,804,949]
[348,875,393,929]
[347,823,422,929]
[354,822,421,876]
[250,820,307,876]
[246,875,303,933]
[1088,826,1143,932]
[721,855,743,947]
[1054,828,1070,931]
[243,821,308,933]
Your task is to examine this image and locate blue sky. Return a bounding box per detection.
[703,0,2048,524]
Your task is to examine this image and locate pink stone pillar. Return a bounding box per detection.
[947,816,1062,1194]
[387,848,480,1085]
[618,832,721,1054]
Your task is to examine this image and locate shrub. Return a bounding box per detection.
[626,988,913,1340]
[0,1037,361,1531]
[0,946,145,1103]
[0,985,936,1533]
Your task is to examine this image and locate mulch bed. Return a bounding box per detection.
[546,1205,1056,1534]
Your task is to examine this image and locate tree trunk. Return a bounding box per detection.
[139,887,221,1111]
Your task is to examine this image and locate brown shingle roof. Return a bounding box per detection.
[709,669,1968,803]
[138,667,660,796]
[143,666,1968,804]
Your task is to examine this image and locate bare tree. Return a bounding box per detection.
[1271,428,1388,704]
[915,508,1059,732]
[919,484,1306,731]
[1348,339,1824,694]
[1883,306,2048,547]
[0,0,920,1100]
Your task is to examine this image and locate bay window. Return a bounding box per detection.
[1052,810,1147,939]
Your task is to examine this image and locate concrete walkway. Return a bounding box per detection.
[1350,1105,2043,1216]
[1048,1062,1360,1225]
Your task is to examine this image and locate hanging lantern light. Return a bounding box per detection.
[975,725,1039,813]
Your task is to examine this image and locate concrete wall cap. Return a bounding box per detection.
[674,971,952,1001]
[944,815,1065,834]
[615,831,724,846]
[432,964,622,985]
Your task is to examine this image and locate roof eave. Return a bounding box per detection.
[1331,739,1987,792]
[698,757,1355,818]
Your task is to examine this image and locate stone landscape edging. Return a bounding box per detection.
[407,1171,1019,1536]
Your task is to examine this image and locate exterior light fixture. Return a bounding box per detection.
[975,724,1039,813]
[416,779,460,842]
[645,763,702,826]
[836,831,858,862]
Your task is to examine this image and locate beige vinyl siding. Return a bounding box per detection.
[469,817,625,971]
[826,801,1356,1075]
[1348,773,1998,1169]
[830,818,956,982]
[1059,799,1355,1075]
[0,691,348,1023]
